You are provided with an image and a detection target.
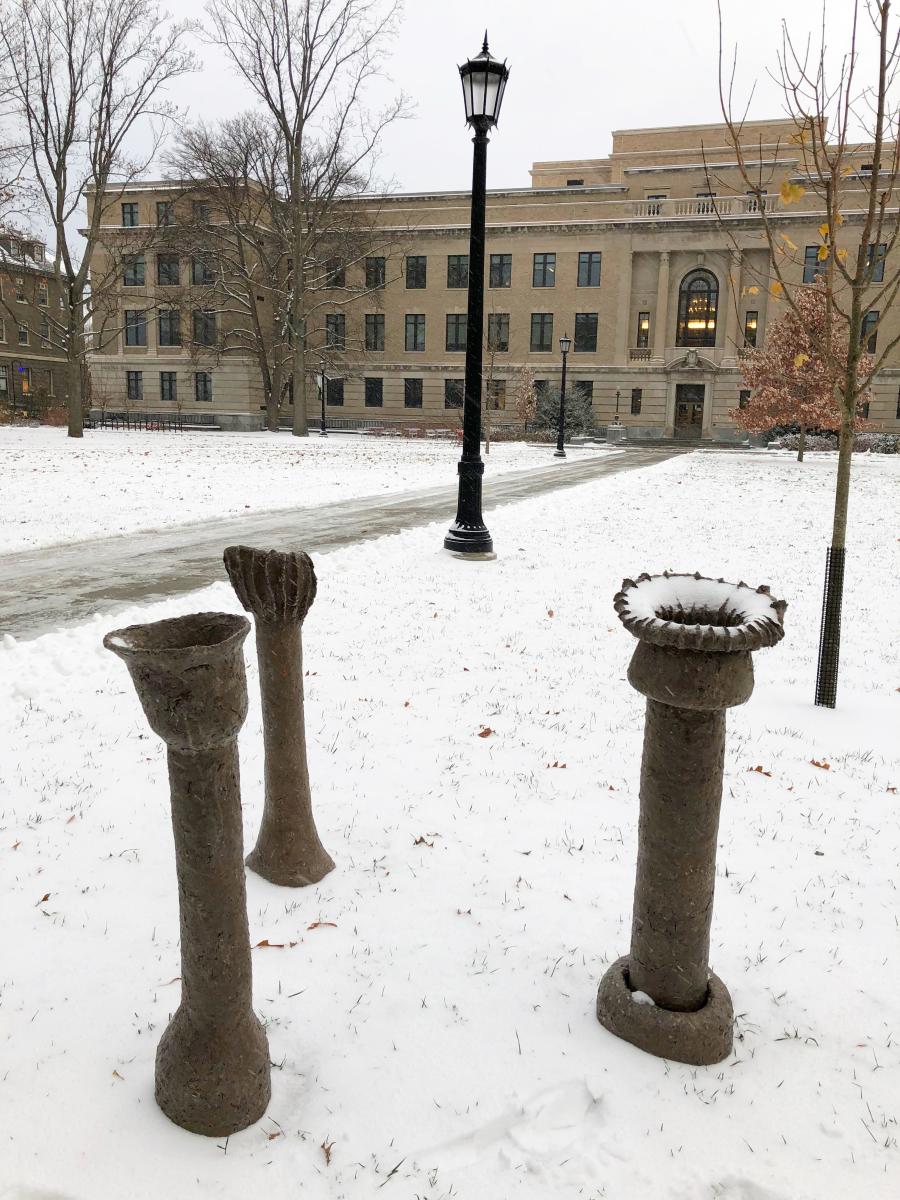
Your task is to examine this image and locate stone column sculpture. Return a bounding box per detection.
[597,572,786,1065]
[104,612,271,1136]
[224,544,335,887]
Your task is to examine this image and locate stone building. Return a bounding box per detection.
[0,233,68,418]
[88,118,900,436]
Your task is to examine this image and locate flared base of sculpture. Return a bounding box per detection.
[155,1007,272,1136]
[596,956,733,1066]
[246,826,335,888]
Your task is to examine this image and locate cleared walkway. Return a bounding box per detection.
[0,446,685,639]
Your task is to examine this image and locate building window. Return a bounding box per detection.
[533,252,556,287]
[156,200,173,226]
[530,312,554,351]
[192,309,217,346]
[40,317,50,346]
[194,371,212,402]
[123,255,145,287]
[160,371,177,402]
[739,389,751,409]
[124,309,147,346]
[566,178,584,187]
[37,283,48,307]
[447,255,469,288]
[404,378,423,408]
[126,370,143,401]
[574,312,598,352]
[636,311,650,348]
[445,313,466,352]
[444,378,464,408]
[744,310,759,348]
[17,324,28,344]
[121,201,139,227]
[325,258,345,287]
[157,254,180,286]
[630,387,643,415]
[326,378,344,406]
[646,193,666,215]
[366,256,386,289]
[325,313,345,350]
[364,376,383,407]
[19,366,31,394]
[862,310,879,352]
[486,379,506,410]
[365,313,385,351]
[405,313,425,352]
[487,312,509,352]
[577,251,601,287]
[192,201,211,225]
[490,253,512,288]
[676,269,718,347]
[192,256,214,286]
[15,279,25,302]
[158,309,181,346]
[0,318,5,342]
[406,255,427,289]
[867,243,887,283]
[0,365,6,394]
[803,245,821,284]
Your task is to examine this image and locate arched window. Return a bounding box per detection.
[676,269,718,347]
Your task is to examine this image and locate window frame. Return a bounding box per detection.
[636,311,650,348]
[487,312,509,352]
[444,378,464,409]
[326,377,345,406]
[447,254,469,289]
[194,371,213,402]
[574,312,598,352]
[121,202,139,227]
[405,313,426,352]
[365,312,385,352]
[156,253,180,287]
[365,256,386,290]
[325,312,346,350]
[405,255,427,289]
[630,387,643,415]
[532,252,556,288]
[867,242,887,283]
[159,370,178,402]
[743,310,759,348]
[445,313,467,352]
[530,312,554,352]
[158,308,182,347]
[577,251,601,288]
[192,309,217,347]
[364,376,383,407]
[126,369,143,401]
[861,309,879,352]
[123,255,145,287]
[676,268,718,348]
[404,378,423,409]
[124,308,148,347]
[802,245,820,284]
[489,253,512,288]
[156,200,174,227]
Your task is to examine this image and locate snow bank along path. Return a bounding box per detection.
[1,450,898,1199]
[0,427,566,555]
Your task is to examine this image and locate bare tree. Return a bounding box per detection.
[714,0,900,706]
[0,0,196,438]
[205,0,408,437]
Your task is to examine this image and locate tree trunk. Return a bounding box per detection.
[814,401,855,708]
[66,302,84,439]
[797,421,806,463]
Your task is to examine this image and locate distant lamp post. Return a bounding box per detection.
[319,360,327,437]
[614,389,622,423]
[444,33,511,557]
[554,333,571,458]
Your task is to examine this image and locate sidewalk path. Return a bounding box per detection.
[1,446,686,639]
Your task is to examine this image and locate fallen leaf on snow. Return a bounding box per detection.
[810,759,831,770]
[547,608,555,617]
[36,893,50,905]
[413,836,434,847]
[748,765,772,777]
[307,921,337,931]
[477,726,493,738]
[254,939,299,949]
[266,1130,284,1142]
[112,1070,125,1081]
[321,1138,335,1165]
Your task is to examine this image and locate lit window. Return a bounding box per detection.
[676,270,718,347]
[744,310,759,348]
[636,311,650,348]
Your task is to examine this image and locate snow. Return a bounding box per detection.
[0,426,571,555]
[1,449,899,1199]
[621,573,782,626]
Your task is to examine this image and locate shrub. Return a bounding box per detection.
[853,431,899,454]
[768,430,899,453]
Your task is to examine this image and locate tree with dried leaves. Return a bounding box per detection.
[735,283,872,461]
[205,0,408,437]
[715,0,900,706]
[0,0,196,437]
[510,363,537,438]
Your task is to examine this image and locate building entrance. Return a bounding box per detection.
[674,384,705,439]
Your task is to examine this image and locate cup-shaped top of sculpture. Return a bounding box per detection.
[224,545,316,626]
[103,612,250,751]
[615,572,787,710]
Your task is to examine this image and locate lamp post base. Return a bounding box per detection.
[596,955,733,1066]
[444,522,494,555]
[553,448,566,458]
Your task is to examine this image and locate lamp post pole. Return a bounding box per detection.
[444,35,510,557]
[615,389,621,422]
[319,361,327,437]
[554,333,571,458]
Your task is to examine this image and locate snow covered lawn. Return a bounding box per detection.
[1,450,898,1199]
[0,426,565,555]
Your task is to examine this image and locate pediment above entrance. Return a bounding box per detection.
[664,349,719,373]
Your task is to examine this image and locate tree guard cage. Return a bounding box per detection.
[814,546,846,708]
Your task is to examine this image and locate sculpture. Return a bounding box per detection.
[596,572,786,1065]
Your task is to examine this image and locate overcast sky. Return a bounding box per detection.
[167,0,846,193]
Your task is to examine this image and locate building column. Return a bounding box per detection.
[722,249,742,365]
[615,249,634,364]
[652,251,670,364]
[701,376,715,439]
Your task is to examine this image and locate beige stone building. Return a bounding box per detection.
[0,233,68,418]
[89,119,900,437]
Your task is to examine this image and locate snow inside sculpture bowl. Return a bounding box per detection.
[614,571,787,653]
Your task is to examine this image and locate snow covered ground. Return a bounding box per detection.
[0,426,564,555]
[1,449,898,1199]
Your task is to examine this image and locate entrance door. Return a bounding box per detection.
[674,383,705,439]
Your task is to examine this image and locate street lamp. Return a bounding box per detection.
[554,333,571,458]
[444,34,510,556]
[614,389,622,422]
[319,359,327,437]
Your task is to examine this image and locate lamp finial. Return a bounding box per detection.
[482,30,489,54]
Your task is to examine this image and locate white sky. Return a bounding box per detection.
[167,0,844,194]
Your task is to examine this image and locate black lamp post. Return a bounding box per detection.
[554,333,571,458]
[444,34,510,556]
[614,388,621,422]
[319,360,327,437]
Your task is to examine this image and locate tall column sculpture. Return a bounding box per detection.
[104,612,271,1136]
[597,572,786,1065]
[224,544,335,887]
